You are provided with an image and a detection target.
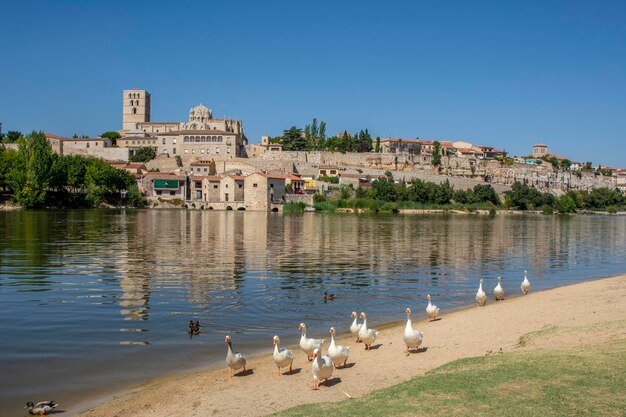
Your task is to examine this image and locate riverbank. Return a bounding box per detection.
[71,273,626,417]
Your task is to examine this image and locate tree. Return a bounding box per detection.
[101,131,121,146]
[560,159,572,171]
[9,131,54,208]
[354,129,373,153]
[473,184,499,205]
[556,195,576,213]
[375,137,381,153]
[5,131,23,143]
[432,141,442,165]
[281,126,306,151]
[130,147,156,163]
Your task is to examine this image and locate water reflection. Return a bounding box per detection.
[0,210,625,416]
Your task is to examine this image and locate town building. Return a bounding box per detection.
[120,89,248,158]
[141,172,187,199]
[532,144,548,158]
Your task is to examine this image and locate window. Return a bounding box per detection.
[238,184,243,189]
[201,149,205,154]
[253,183,258,188]
[156,190,162,195]
[173,148,176,155]
[184,149,188,154]
[227,147,231,154]
[270,184,274,188]
[216,147,220,154]
[170,191,175,196]
[86,143,90,148]
[132,140,136,144]
[192,149,195,154]
[204,168,207,172]
[162,138,166,144]
[133,108,137,114]
[225,184,228,188]
[213,185,218,189]
[173,139,177,144]
[184,136,188,142]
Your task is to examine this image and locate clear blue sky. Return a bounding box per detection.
[1,0,625,166]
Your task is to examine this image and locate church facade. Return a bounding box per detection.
[119,89,248,158]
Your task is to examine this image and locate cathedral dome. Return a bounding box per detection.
[189,104,212,121]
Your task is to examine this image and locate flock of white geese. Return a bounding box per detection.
[225,271,532,389]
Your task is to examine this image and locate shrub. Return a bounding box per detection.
[339,185,352,199]
[541,204,553,215]
[313,193,327,203]
[283,202,306,213]
[355,187,368,198]
[556,195,576,214]
[607,206,618,214]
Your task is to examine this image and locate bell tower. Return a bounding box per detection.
[122,89,151,131]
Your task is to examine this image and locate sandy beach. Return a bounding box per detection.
[72,274,626,417]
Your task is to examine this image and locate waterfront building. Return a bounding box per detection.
[141,172,187,199]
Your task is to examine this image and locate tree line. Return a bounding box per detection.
[272,118,375,153]
[0,131,145,208]
[504,182,625,213]
[314,172,624,214]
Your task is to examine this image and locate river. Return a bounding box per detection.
[1,210,625,416]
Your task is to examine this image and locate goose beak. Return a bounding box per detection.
[298,324,304,330]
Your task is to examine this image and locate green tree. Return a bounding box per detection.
[281,126,306,151]
[432,141,442,165]
[473,184,499,205]
[4,131,23,143]
[101,131,121,146]
[130,147,156,163]
[9,131,54,208]
[375,137,381,153]
[556,195,577,213]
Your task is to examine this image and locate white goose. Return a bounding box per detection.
[272,335,293,377]
[403,308,424,355]
[225,335,247,379]
[311,348,334,389]
[299,323,324,361]
[476,278,487,306]
[358,312,380,350]
[350,311,362,342]
[328,327,350,368]
[426,294,440,321]
[494,276,505,301]
[521,270,531,295]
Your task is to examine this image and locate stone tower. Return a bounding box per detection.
[123,89,151,131]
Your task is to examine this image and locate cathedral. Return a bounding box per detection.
[120,89,248,158]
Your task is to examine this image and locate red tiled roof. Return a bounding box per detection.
[126,163,146,169]
[533,143,548,147]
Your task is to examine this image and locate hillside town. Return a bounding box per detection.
[1,88,625,211]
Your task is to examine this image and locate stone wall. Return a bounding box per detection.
[242,148,613,193]
[63,146,130,162]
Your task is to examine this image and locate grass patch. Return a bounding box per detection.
[274,338,626,417]
[283,202,307,214]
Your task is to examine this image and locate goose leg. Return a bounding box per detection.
[343,359,347,367]
[277,367,281,378]
[289,364,292,374]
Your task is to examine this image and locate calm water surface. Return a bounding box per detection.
[1,210,626,415]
